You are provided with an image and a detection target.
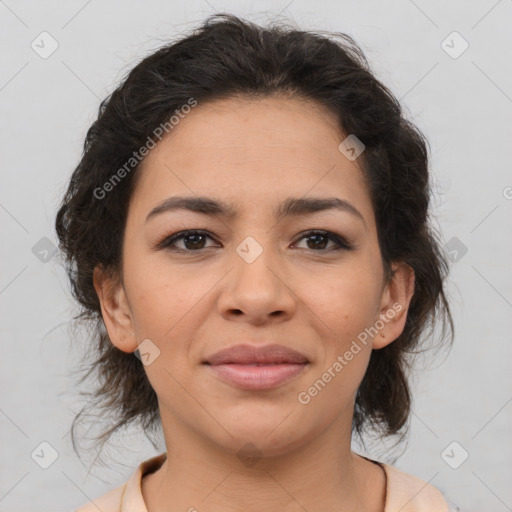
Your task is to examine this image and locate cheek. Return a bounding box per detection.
[123,259,214,383]
[126,280,174,337]
[125,271,199,398]
[302,269,381,343]
[296,280,377,416]
[123,250,200,336]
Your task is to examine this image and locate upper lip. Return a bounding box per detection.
[204,344,309,365]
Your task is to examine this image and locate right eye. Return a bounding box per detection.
[156,229,220,252]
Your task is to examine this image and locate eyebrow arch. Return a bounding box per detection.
[145,195,367,228]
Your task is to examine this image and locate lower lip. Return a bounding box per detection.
[207,363,308,390]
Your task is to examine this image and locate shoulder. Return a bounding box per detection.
[73,483,126,512]
[382,463,451,512]
[72,452,167,512]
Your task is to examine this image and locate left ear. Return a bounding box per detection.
[372,261,415,349]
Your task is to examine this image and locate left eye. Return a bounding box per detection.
[157,229,352,252]
[293,230,352,251]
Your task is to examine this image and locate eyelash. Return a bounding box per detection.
[156,229,354,253]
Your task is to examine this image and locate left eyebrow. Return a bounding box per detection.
[145,195,367,228]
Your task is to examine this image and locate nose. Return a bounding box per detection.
[217,245,296,325]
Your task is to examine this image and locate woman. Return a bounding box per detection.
[55,13,461,512]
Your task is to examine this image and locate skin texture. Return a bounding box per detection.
[93,95,415,512]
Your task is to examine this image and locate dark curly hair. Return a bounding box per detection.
[55,13,453,461]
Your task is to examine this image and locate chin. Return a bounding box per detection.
[208,412,313,460]
[218,432,306,462]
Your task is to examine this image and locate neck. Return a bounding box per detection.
[142,410,386,512]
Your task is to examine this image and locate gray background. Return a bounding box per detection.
[1,1,511,511]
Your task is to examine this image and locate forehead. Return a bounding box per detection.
[129,95,373,224]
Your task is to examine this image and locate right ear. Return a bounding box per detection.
[93,264,138,353]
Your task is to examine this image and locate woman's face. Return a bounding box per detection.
[95,95,414,457]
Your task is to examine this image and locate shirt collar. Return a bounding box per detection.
[121,452,167,511]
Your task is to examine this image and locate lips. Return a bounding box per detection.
[204,344,309,390]
[205,344,309,365]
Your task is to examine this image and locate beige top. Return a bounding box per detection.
[74,452,453,512]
